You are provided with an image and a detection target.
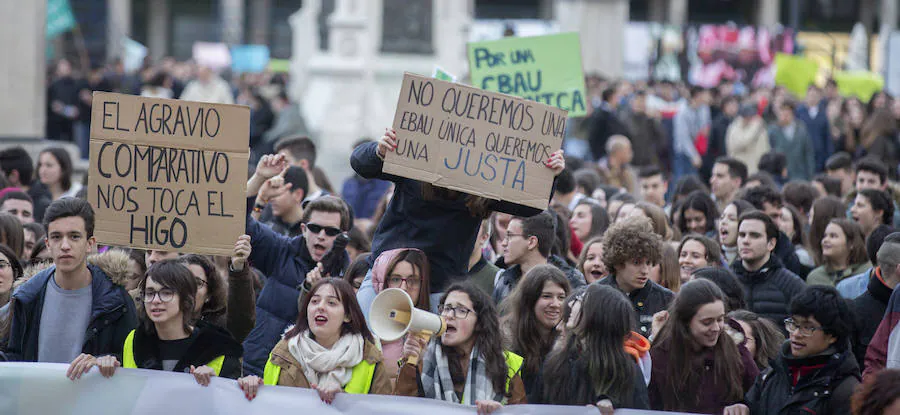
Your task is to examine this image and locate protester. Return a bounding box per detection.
[178,66,234,104]
[369,248,431,374]
[710,157,748,212]
[0,213,24,260]
[597,216,673,336]
[37,148,80,201]
[537,284,650,410]
[237,279,392,401]
[824,152,855,196]
[807,219,870,287]
[0,147,51,222]
[0,243,23,310]
[587,85,630,161]
[852,189,894,240]
[654,244,682,292]
[649,279,758,413]
[624,90,667,169]
[596,135,638,194]
[728,309,785,371]
[678,234,722,283]
[851,369,900,415]
[726,104,770,176]
[851,232,900,371]
[79,260,242,383]
[493,212,584,303]
[809,196,850,265]
[576,237,607,283]
[673,87,712,179]
[769,100,816,181]
[352,129,566,317]
[731,211,805,326]
[718,199,756,264]
[395,282,526,413]
[740,185,809,278]
[637,166,669,210]
[0,191,34,224]
[779,204,815,268]
[782,180,819,217]
[341,140,393,221]
[568,199,609,244]
[6,198,137,366]
[677,190,719,237]
[737,286,861,415]
[838,225,895,299]
[796,85,834,172]
[181,247,257,343]
[344,254,371,294]
[252,166,309,237]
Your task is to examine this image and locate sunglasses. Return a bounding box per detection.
[305,223,343,237]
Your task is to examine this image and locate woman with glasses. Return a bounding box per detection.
[396,282,526,414]
[237,278,391,402]
[730,285,861,415]
[499,264,570,401]
[89,260,242,384]
[369,248,431,380]
[649,279,758,414]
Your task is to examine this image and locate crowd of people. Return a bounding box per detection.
[4,60,900,415]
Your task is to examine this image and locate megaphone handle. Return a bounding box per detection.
[406,330,434,366]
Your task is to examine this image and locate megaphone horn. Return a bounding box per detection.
[370,288,446,342]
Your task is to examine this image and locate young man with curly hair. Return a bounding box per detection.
[597,216,673,337]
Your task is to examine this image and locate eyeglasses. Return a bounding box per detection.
[195,278,208,288]
[306,223,343,237]
[438,304,473,319]
[388,276,421,288]
[784,318,824,337]
[143,288,176,303]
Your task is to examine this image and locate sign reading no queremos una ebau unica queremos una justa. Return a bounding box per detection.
[88,92,250,256]
[384,73,567,210]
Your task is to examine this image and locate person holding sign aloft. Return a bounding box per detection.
[352,128,568,318]
[241,154,352,377]
[394,282,526,414]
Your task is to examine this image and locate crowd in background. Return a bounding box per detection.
[3,57,900,414]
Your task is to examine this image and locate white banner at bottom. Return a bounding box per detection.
[0,363,693,414]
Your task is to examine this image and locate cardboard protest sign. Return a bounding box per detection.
[467,33,587,117]
[384,73,567,210]
[88,92,249,256]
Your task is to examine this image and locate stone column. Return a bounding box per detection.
[147,0,169,61]
[556,0,629,78]
[0,0,45,139]
[880,0,897,78]
[757,0,780,28]
[107,0,132,60]
[668,0,687,26]
[220,0,245,45]
[248,0,271,45]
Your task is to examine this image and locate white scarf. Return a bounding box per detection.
[288,330,364,391]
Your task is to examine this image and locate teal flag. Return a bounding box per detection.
[47,0,76,38]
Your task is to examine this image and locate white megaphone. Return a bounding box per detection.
[370,288,446,364]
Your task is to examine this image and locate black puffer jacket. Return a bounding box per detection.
[852,271,894,369]
[596,274,673,337]
[745,343,860,415]
[732,255,806,328]
[493,255,586,304]
[130,320,243,379]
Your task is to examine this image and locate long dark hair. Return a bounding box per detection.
[421,183,493,218]
[285,278,373,343]
[0,213,24,259]
[39,147,73,191]
[678,190,719,235]
[440,282,508,396]
[381,249,431,311]
[500,264,570,376]
[541,284,635,406]
[654,279,745,411]
[138,260,198,336]
[179,254,227,320]
[574,199,610,241]
[808,196,848,265]
[728,310,785,370]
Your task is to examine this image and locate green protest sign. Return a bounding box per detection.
[468,33,587,117]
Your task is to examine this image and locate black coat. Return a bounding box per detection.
[6,264,137,362]
[774,231,811,280]
[745,343,860,415]
[131,321,243,379]
[852,272,894,370]
[587,105,630,160]
[532,355,650,410]
[596,275,674,337]
[732,255,806,329]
